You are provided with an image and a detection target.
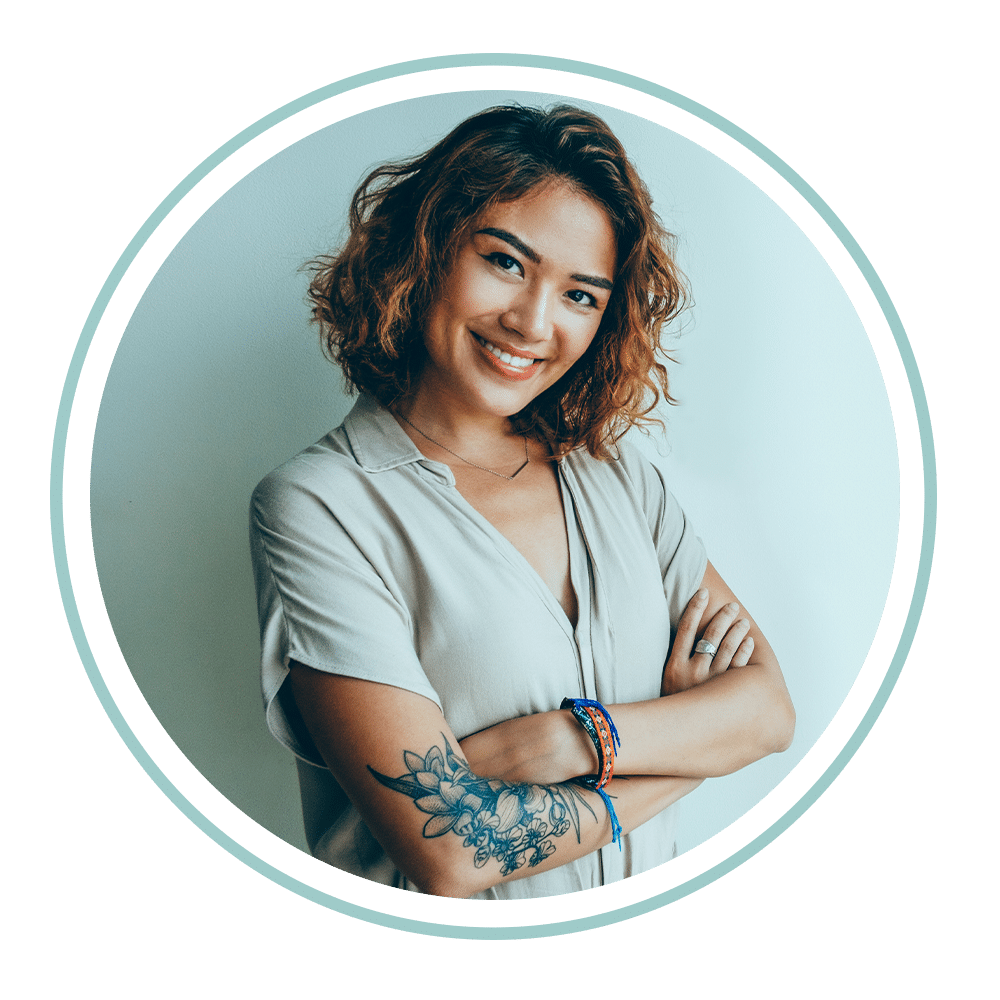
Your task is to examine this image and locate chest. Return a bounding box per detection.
[403,462,670,737]
[452,460,577,625]
[341,456,674,736]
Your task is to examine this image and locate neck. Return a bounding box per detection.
[396,383,519,453]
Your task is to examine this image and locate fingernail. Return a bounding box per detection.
[697,588,709,600]
[727,602,739,612]
[737,619,748,628]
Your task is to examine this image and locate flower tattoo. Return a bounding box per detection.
[368,736,595,877]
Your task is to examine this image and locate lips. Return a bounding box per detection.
[472,333,542,381]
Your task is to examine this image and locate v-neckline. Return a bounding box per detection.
[437,463,584,636]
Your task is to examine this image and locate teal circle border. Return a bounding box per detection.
[50,54,936,939]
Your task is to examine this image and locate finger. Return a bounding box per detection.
[674,588,709,655]
[730,635,755,668]
[709,618,751,675]
[697,601,741,654]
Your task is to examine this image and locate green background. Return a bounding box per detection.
[4,2,996,997]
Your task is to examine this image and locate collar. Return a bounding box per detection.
[343,392,455,482]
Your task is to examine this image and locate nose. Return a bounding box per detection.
[499,282,554,344]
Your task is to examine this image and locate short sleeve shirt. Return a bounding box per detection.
[250,393,707,898]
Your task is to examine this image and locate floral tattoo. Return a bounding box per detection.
[368,736,597,877]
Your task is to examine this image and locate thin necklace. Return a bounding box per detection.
[396,412,530,481]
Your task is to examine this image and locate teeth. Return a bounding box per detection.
[475,334,537,368]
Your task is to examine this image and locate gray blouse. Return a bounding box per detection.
[250,393,707,898]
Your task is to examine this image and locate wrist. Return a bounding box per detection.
[559,698,623,848]
[557,708,601,779]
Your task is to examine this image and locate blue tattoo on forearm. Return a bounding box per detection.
[369,736,597,876]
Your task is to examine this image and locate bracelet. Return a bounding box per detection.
[561,697,621,789]
[561,697,623,849]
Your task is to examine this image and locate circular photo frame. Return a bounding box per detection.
[52,54,933,938]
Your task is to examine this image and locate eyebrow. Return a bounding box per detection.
[475,227,614,291]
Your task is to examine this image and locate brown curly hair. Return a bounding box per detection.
[306,104,688,458]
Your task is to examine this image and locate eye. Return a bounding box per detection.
[484,252,523,276]
[566,288,599,309]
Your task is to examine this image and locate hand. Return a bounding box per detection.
[661,588,755,696]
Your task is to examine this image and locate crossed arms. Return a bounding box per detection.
[288,560,794,897]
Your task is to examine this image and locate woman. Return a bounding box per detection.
[250,104,794,899]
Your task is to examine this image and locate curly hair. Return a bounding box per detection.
[306,104,688,458]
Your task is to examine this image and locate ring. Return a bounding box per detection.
[694,639,718,658]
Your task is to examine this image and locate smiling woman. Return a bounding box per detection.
[249,104,794,899]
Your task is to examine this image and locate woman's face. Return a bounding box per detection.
[417,180,617,422]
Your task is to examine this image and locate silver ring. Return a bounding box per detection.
[694,639,718,658]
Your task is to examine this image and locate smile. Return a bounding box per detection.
[472,333,541,370]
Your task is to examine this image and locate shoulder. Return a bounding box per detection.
[564,438,694,555]
[563,437,669,503]
[250,427,361,530]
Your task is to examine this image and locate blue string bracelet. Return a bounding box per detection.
[561,697,623,849]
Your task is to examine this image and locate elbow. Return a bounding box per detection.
[708,673,796,775]
[702,676,796,777]
[767,691,796,755]
[411,857,491,899]
[751,659,795,756]
[393,827,499,899]
[416,875,468,899]
[737,682,794,767]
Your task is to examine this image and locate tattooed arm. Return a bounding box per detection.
[288,666,701,897]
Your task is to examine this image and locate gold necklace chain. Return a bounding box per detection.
[396,412,530,481]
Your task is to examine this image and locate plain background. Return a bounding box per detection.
[6,2,996,997]
[88,87,897,861]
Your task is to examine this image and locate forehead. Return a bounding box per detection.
[475,181,618,276]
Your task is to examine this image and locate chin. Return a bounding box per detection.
[469,385,536,420]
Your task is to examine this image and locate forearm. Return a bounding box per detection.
[598,774,705,839]
[626,559,794,776]
[289,666,702,900]
[436,771,701,896]
[611,660,795,777]
[375,744,702,897]
[462,661,793,787]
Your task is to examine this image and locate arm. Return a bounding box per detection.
[254,475,703,896]
[614,559,794,776]
[460,561,795,785]
[288,665,702,898]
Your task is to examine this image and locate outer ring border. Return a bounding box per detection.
[50,53,936,940]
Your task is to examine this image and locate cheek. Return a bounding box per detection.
[443,252,497,312]
[421,302,463,364]
[434,284,490,331]
[568,321,603,365]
